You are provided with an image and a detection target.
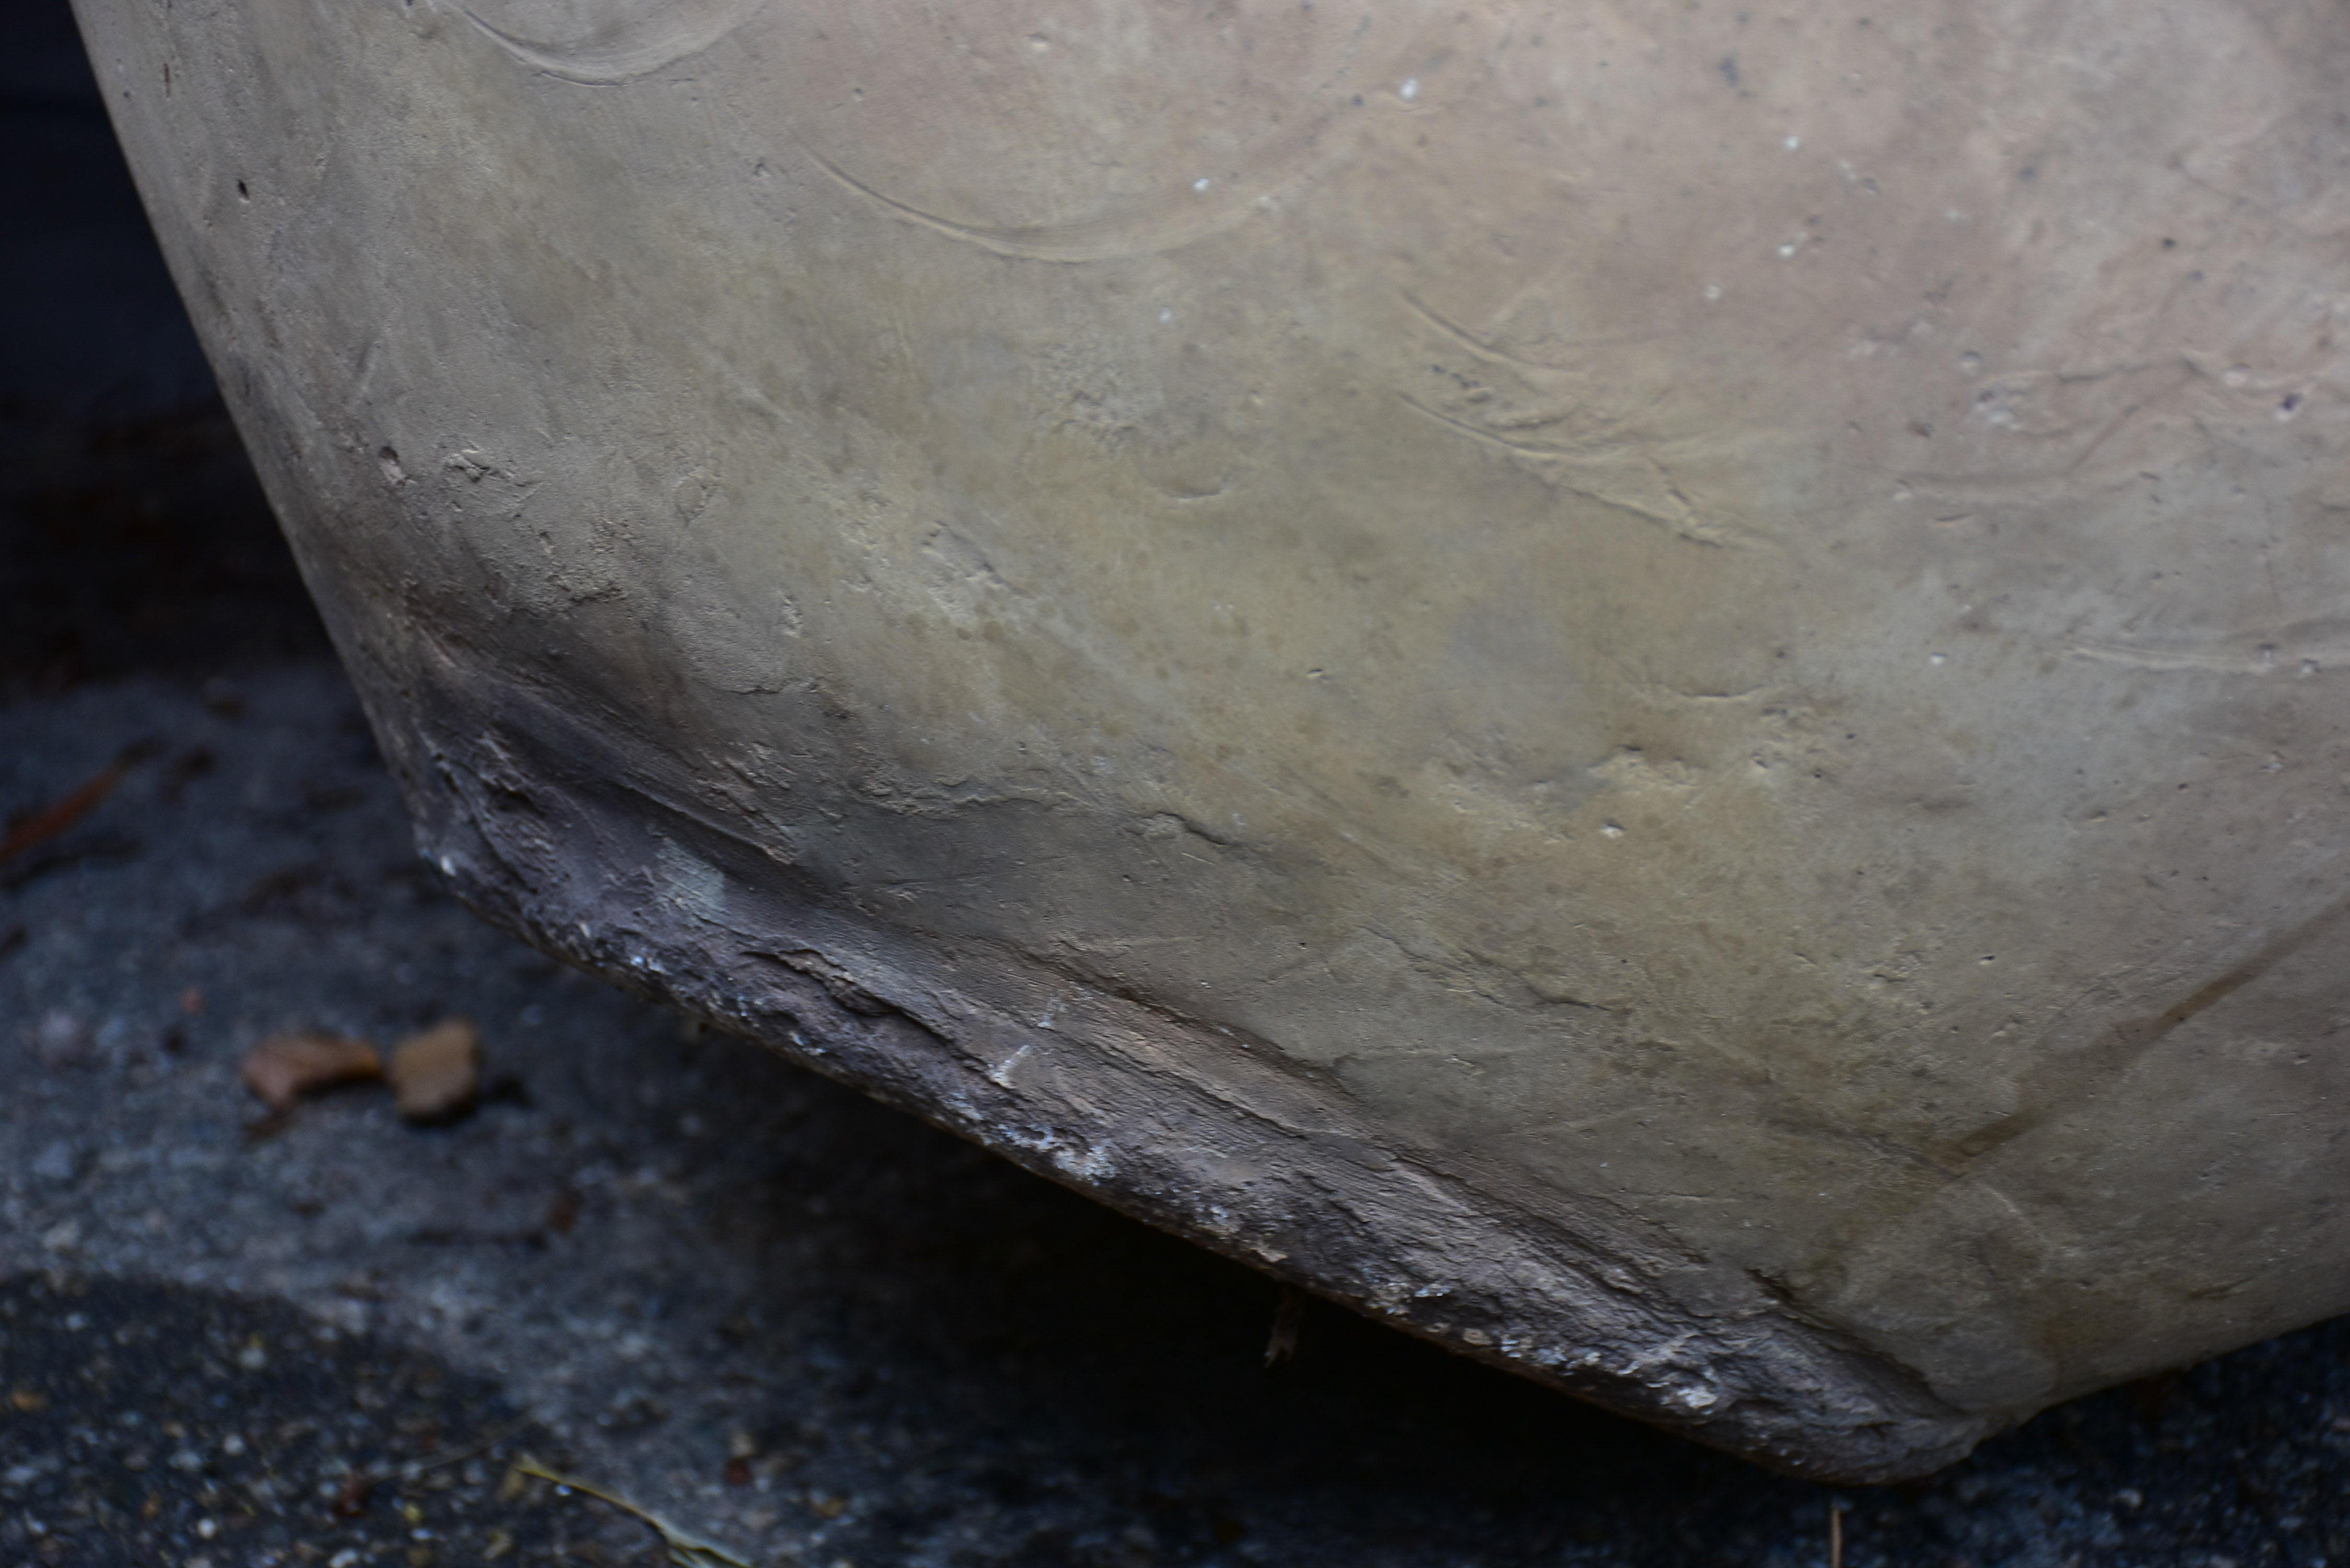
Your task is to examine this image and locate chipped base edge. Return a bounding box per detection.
[355,643,1997,1484]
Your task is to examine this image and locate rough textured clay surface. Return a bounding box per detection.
[67,0,2350,1481]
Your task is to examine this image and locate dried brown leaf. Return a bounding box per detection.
[389,1017,481,1124]
[238,1031,382,1112]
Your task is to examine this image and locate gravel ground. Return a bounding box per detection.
[0,1271,650,1566]
[7,3,2350,1563]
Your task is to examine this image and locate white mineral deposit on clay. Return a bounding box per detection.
[1398,76,1419,100]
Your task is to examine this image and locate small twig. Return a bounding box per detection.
[512,1458,758,1567]
[0,742,154,868]
[1828,1501,1844,1568]
[401,1416,535,1479]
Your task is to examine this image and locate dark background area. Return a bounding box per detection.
[0,0,329,701]
[5,1,2350,1563]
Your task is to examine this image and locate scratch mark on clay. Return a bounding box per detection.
[2068,629,2350,676]
[345,337,384,416]
[2066,643,2280,675]
[1397,395,1753,548]
[801,137,1310,264]
[1900,362,2196,502]
[458,0,768,83]
[2054,367,2196,479]
[1400,291,1650,368]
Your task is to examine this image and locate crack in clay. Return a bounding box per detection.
[1954,889,2350,1161]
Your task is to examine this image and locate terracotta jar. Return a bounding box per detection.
[73,0,2350,1479]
